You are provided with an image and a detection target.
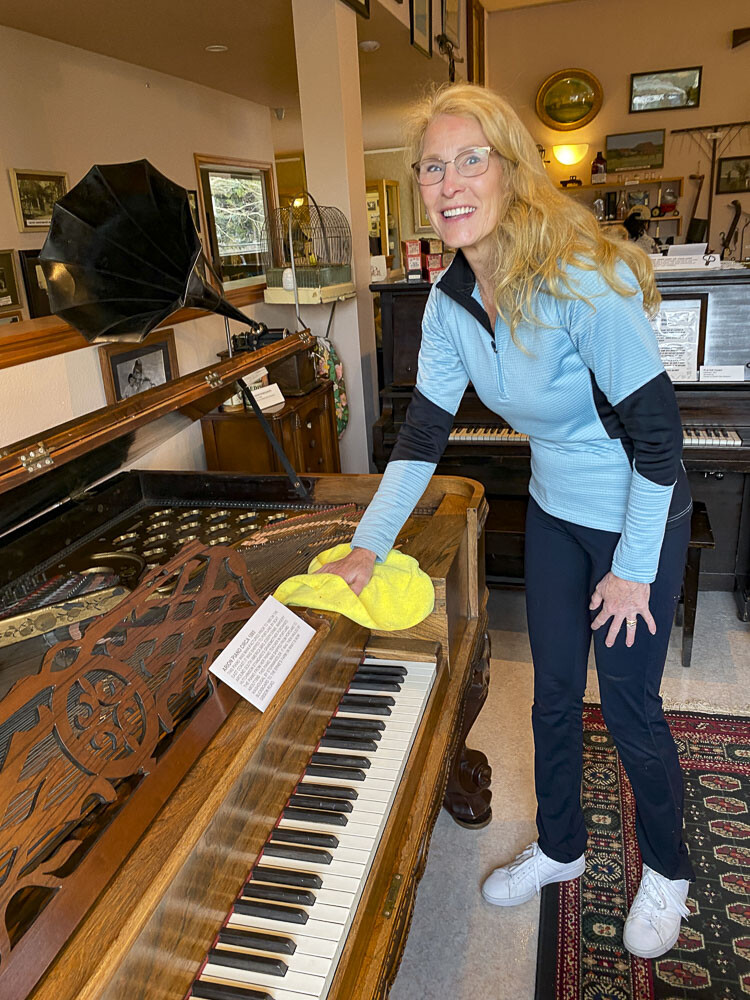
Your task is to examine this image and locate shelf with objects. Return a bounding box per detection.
[366,179,403,276]
[563,175,684,237]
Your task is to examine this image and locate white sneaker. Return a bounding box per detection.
[482,842,586,907]
[623,864,690,958]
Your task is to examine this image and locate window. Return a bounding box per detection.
[195,155,275,287]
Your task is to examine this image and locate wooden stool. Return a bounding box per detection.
[679,500,715,668]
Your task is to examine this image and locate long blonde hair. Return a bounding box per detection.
[407,83,660,340]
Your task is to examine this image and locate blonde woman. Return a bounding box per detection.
[324,83,693,959]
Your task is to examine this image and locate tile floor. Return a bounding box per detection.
[389,589,750,1000]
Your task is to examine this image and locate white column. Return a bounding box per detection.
[291,0,378,473]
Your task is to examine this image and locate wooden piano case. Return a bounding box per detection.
[0,336,492,1000]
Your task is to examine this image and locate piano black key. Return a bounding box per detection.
[241,882,317,906]
[262,842,334,864]
[249,865,322,889]
[319,734,379,751]
[340,693,395,707]
[233,898,308,924]
[349,678,401,692]
[283,805,348,826]
[325,724,381,741]
[207,947,288,977]
[217,927,297,955]
[192,982,273,1000]
[305,763,366,781]
[357,663,408,676]
[270,827,340,849]
[296,781,358,800]
[289,794,353,813]
[310,751,371,769]
[354,667,406,681]
[336,700,391,716]
[328,716,385,731]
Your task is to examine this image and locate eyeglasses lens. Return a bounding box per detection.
[415,148,490,185]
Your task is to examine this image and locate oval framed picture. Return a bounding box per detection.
[535,69,603,131]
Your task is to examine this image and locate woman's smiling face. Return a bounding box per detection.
[417,113,506,256]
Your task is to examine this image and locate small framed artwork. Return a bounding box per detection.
[629,66,701,114]
[410,0,432,57]
[605,129,665,172]
[535,69,603,131]
[8,169,68,233]
[0,250,21,310]
[0,309,23,326]
[98,329,179,405]
[413,181,434,233]
[340,0,370,15]
[18,249,52,318]
[187,189,201,232]
[442,0,460,46]
[716,156,750,195]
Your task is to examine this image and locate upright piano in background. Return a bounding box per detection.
[0,332,492,1000]
[372,268,750,617]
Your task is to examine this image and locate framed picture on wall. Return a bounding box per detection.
[8,169,68,233]
[442,0,460,47]
[715,156,750,195]
[98,330,179,405]
[410,0,432,58]
[0,250,21,310]
[18,249,52,318]
[605,129,665,172]
[629,66,701,113]
[412,180,434,233]
[0,309,22,326]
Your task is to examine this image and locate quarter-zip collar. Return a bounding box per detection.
[437,248,496,349]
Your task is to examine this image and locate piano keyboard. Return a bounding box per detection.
[189,655,437,1000]
[449,425,743,447]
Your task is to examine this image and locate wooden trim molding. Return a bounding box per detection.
[0,283,266,372]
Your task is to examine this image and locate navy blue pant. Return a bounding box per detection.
[524,497,694,881]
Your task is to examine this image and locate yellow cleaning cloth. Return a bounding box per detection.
[273,543,434,631]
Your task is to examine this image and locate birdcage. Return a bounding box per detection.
[262,193,352,289]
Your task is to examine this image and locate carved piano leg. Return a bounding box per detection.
[443,624,492,828]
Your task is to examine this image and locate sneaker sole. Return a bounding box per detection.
[481,858,586,907]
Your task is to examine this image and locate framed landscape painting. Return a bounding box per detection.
[9,169,68,232]
[630,66,701,113]
[605,130,665,172]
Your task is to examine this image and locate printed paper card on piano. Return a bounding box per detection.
[209,595,315,711]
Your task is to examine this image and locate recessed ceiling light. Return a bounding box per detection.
[358,40,380,52]
[205,44,228,53]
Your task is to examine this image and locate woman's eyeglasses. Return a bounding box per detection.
[412,146,496,186]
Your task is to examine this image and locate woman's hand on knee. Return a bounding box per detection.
[589,571,656,648]
[314,546,377,596]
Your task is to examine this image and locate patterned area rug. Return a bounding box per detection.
[535,705,750,1000]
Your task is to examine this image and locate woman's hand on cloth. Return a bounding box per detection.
[589,571,656,648]
[314,546,377,596]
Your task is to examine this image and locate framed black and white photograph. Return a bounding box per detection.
[629,67,701,113]
[716,156,750,195]
[0,250,21,310]
[442,0,460,47]
[340,0,370,16]
[9,169,68,233]
[410,0,432,57]
[98,330,179,405]
[18,249,52,318]
[605,129,665,172]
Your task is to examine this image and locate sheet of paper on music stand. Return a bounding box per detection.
[209,595,315,711]
[667,243,707,256]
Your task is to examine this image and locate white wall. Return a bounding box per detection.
[0,26,276,470]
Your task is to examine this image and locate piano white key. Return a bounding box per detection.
[202,959,327,997]
[319,744,405,763]
[223,922,338,959]
[274,827,375,853]
[258,852,366,880]
[230,909,346,943]
[728,430,742,445]
[242,897,351,927]
[361,656,436,671]
[302,773,391,801]
[215,943,331,979]
[278,817,378,842]
[199,970,324,999]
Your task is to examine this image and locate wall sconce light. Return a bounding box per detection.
[552,144,589,166]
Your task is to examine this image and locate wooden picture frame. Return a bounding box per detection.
[466,0,485,85]
[535,69,603,132]
[0,309,23,326]
[98,329,179,405]
[0,250,21,310]
[715,156,750,195]
[18,249,52,318]
[410,0,432,58]
[8,168,68,233]
[413,180,434,233]
[340,0,370,15]
[605,129,665,172]
[629,66,702,114]
[442,0,460,47]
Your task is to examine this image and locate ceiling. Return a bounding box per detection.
[0,0,450,148]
